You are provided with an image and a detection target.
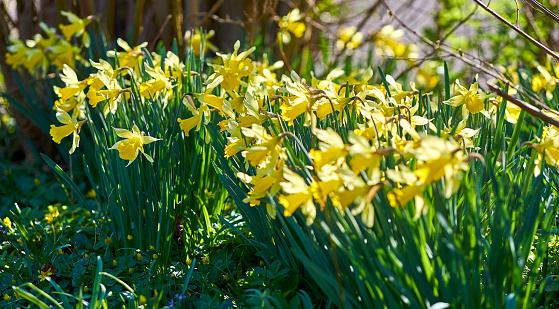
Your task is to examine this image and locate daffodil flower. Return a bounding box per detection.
[206,41,256,91]
[444,77,490,115]
[278,168,316,225]
[278,9,306,43]
[49,108,86,154]
[59,11,92,47]
[185,29,217,57]
[336,26,364,50]
[109,125,161,166]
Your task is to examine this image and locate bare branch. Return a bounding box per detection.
[472,0,559,61]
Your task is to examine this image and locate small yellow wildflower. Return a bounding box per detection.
[139,295,147,306]
[113,260,118,266]
[59,249,64,255]
[201,255,210,265]
[105,237,112,245]
[137,253,143,261]
[3,217,11,229]
[34,178,41,186]
[84,286,89,293]
[109,125,161,166]
[127,235,133,240]
[153,253,158,259]
[3,294,10,301]
[38,269,53,282]
[86,189,96,198]
[129,268,133,274]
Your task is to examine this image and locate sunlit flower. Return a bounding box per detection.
[336,26,363,50]
[38,269,53,282]
[3,217,11,230]
[59,11,92,47]
[49,108,87,154]
[185,29,217,57]
[207,41,255,91]
[444,77,490,115]
[107,39,147,71]
[278,168,316,225]
[278,9,306,43]
[109,125,161,166]
[372,25,416,58]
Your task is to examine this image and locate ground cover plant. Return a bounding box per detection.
[2,0,559,308]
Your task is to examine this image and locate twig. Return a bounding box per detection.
[514,0,520,27]
[395,5,477,80]
[148,14,172,52]
[523,0,559,23]
[379,0,552,113]
[522,3,547,44]
[487,82,559,128]
[196,0,226,28]
[472,0,559,61]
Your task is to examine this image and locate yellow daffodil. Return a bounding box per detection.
[107,39,147,72]
[310,128,347,169]
[280,79,312,125]
[185,29,217,57]
[336,26,364,50]
[49,108,87,154]
[139,64,174,100]
[109,125,161,166]
[386,184,426,218]
[241,124,282,166]
[59,11,92,47]
[531,61,558,99]
[278,168,316,225]
[412,136,468,197]
[444,77,490,115]
[372,25,416,58]
[278,9,306,43]
[207,41,255,91]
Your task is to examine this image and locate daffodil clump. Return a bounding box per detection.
[5,11,90,76]
[38,29,496,229]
